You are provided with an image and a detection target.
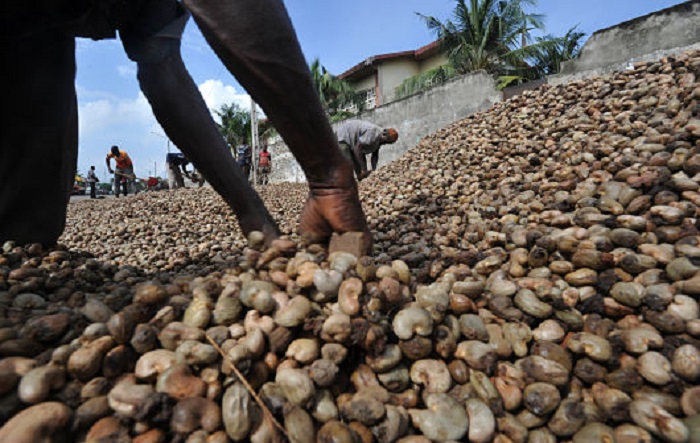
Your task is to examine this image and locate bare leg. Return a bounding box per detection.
[117,0,279,240]
[182,0,370,247]
[0,29,78,245]
[137,53,279,239]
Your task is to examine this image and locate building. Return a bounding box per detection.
[338,40,448,109]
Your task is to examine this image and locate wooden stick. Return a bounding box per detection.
[205,334,289,439]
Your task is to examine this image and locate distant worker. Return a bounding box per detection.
[335,120,398,180]
[189,169,206,187]
[165,152,191,189]
[257,144,272,185]
[86,166,99,199]
[236,143,252,180]
[106,145,135,198]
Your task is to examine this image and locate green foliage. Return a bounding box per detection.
[496,75,524,90]
[395,65,458,99]
[417,0,545,75]
[215,102,251,147]
[309,58,363,118]
[417,0,583,83]
[528,26,586,77]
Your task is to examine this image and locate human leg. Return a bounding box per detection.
[174,167,184,188]
[182,0,370,248]
[167,163,177,189]
[0,29,78,245]
[120,0,279,240]
[90,182,96,198]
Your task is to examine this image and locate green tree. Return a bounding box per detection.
[215,102,251,148]
[529,26,586,77]
[417,0,554,79]
[309,58,363,119]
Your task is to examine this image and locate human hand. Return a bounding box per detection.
[298,162,372,254]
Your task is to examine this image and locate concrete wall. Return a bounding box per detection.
[267,71,500,183]
[550,0,700,84]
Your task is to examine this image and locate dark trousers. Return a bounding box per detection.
[89,182,97,198]
[0,29,78,245]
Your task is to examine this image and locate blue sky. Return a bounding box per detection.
[75,0,686,179]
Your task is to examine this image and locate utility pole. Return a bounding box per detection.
[250,97,258,187]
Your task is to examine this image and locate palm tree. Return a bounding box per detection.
[417,0,552,77]
[215,103,251,148]
[309,58,363,118]
[499,0,545,48]
[529,26,586,76]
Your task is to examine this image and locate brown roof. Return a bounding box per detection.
[338,40,442,81]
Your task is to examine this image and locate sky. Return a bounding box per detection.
[75,0,687,180]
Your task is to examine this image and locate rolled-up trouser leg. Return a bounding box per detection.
[0,29,78,245]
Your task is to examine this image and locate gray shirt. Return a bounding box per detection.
[335,120,384,155]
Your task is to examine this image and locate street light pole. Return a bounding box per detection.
[150,131,171,154]
[250,97,258,187]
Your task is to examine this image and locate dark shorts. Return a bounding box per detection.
[3,0,189,64]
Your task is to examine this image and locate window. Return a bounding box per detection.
[342,87,377,113]
[364,87,377,109]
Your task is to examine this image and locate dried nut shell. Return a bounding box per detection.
[466,398,495,443]
[392,307,433,340]
[523,382,561,416]
[222,382,258,442]
[276,368,315,406]
[672,344,700,382]
[409,359,451,394]
[681,386,700,416]
[0,402,72,443]
[566,332,612,362]
[629,400,689,443]
[637,352,672,385]
[408,393,468,441]
[284,405,316,443]
[17,364,66,405]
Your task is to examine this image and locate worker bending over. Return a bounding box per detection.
[166,152,191,189]
[335,120,398,181]
[106,145,135,197]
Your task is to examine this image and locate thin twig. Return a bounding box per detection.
[205,334,289,439]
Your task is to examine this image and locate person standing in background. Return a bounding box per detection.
[86,165,99,199]
[236,143,252,181]
[257,144,272,185]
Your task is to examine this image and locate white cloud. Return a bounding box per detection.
[79,92,153,138]
[117,64,137,78]
[198,79,252,122]
[75,79,253,179]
